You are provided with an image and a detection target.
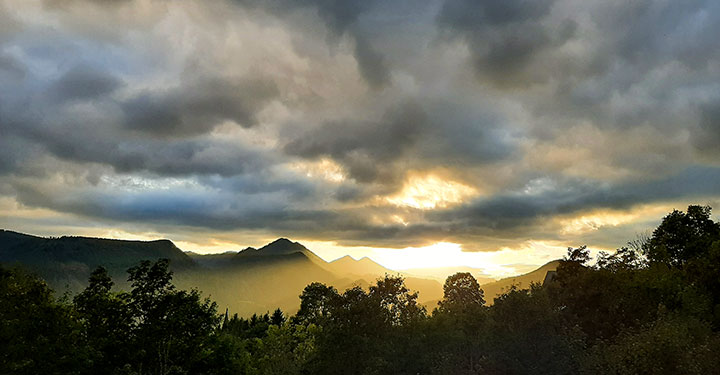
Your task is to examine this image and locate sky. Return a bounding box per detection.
[1,0,720,279]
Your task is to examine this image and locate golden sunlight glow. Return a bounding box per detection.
[376,242,463,269]
[386,175,477,209]
[290,158,345,182]
[0,197,65,219]
[560,212,639,235]
[391,215,409,226]
[371,241,580,277]
[558,204,675,235]
[302,239,580,279]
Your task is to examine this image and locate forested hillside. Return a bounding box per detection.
[3,205,720,374]
[0,230,196,291]
[1,232,448,315]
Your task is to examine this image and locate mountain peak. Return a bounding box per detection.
[327,254,395,278]
[237,238,309,257]
[269,238,293,245]
[332,255,355,263]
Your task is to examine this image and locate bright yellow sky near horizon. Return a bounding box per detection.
[0,206,626,281]
[1,193,707,280]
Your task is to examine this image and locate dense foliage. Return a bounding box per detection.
[2,205,720,374]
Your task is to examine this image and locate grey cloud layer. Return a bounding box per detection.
[1,0,719,251]
[50,65,124,101]
[237,0,390,88]
[122,76,279,136]
[437,0,569,88]
[284,102,427,184]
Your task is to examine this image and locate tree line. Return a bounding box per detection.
[2,205,720,374]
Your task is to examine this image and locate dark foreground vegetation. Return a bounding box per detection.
[2,205,720,374]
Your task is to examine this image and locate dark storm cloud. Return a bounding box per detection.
[599,0,719,70]
[50,65,123,101]
[284,101,427,183]
[692,101,720,156]
[122,76,279,137]
[437,0,720,117]
[295,0,371,36]
[45,0,131,7]
[352,35,390,89]
[284,98,514,187]
[3,114,276,180]
[19,117,278,178]
[285,102,423,161]
[10,179,338,232]
[198,174,317,199]
[436,0,573,88]
[418,99,513,164]
[237,0,390,88]
[516,0,720,138]
[0,60,280,177]
[0,53,25,78]
[0,137,38,176]
[433,167,720,231]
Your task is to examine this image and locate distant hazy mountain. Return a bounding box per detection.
[233,238,332,269]
[480,260,561,304]
[327,255,395,279]
[236,238,309,257]
[185,251,237,269]
[324,255,445,305]
[182,241,343,316]
[1,229,558,316]
[187,240,405,314]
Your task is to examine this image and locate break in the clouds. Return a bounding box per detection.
[1,0,720,269]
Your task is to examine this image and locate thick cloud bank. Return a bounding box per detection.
[1,0,719,253]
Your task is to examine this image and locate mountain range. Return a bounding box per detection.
[0,229,558,316]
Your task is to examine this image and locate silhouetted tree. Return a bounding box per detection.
[74,266,133,373]
[369,275,426,326]
[270,308,285,326]
[256,323,319,374]
[308,276,428,374]
[596,246,646,272]
[0,265,85,374]
[126,259,219,375]
[585,314,720,374]
[485,285,583,375]
[645,205,720,268]
[438,272,485,314]
[427,272,488,374]
[296,282,338,324]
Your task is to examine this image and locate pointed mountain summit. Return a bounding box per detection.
[329,255,396,278]
[233,238,331,271]
[236,238,310,257]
